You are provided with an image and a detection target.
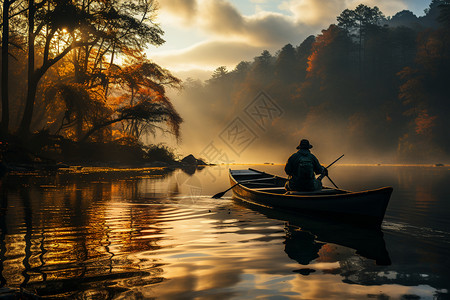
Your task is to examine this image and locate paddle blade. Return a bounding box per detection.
[212,191,226,199]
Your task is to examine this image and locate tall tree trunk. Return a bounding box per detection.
[1,0,10,133]
[19,0,36,137]
[76,108,83,141]
[359,21,362,79]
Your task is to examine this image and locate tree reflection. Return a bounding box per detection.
[0,166,448,298]
[0,181,7,287]
[0,170,174,297]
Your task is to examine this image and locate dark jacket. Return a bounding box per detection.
[285,149,325,191]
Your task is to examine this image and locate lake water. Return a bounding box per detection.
[0,164,449,299]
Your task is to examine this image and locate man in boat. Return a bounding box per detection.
[285,139,327,192]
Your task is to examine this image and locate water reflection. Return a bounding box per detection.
[232,201,391,271]
[0,165,449,298]
[0,169,173,298]
[0,184,7,287]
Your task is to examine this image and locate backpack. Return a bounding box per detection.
[296,153,314,180]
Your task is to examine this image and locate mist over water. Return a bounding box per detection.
[160,3,450,165]
[0,165,449,299]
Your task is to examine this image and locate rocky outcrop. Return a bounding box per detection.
[180,154,208,166]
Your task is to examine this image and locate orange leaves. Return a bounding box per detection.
[414,111,437,135]
[416,29,448,68]
[306,51,318,73]
[398,79,423,107]
[305,25,350,80]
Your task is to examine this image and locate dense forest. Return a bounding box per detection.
[179,0,450,164]
[0,0,182,165]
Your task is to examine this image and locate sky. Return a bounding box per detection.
[149,0,431,80]
[146,0,434,163]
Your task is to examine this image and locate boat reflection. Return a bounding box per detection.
[235,200,391,267]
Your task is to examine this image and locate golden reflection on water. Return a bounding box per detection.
[0,166,449,298]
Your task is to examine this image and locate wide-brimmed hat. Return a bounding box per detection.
[296,139,313,149]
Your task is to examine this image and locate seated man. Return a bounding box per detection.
[285,139,327,192]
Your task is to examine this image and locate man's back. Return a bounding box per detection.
[285,139,325,192]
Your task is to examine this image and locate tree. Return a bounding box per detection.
[80,91,182,143]
[389,10,419,28]
[337,4,385,76]
[207,66,228,84]
[250,50,274,84]
[306,25,354,83]
[18,0,165,137]
[295,35,315,80]
[397,23,450,160]
[19,0,95,136]
[422,0,447,28]
[70,0,164,91]
[41,52,182,143]
[42,82,112,140]
[275,43,296,83]
[337,4,385,34]
[1,0,23,133]
[111,57,181,140]
[1,0,11,132]
[437,1,450,27]
[230,60,250,81]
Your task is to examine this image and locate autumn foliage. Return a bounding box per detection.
[0,0,182,161]
[181,1,449,163]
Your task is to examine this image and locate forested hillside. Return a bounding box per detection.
[180,0,450,163]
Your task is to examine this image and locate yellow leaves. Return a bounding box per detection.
[137,88,161,101]
[111,129,128,141]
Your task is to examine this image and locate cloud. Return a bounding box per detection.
[163,0,197,13]
[280,0,345,26]
[199,1,246,37]
[155,0,317,72]
[155,0,417,75]
[152,40,264,71]
[280,0,410,27]
[245,12,313,46]
[160,0,421,42]
[159,0,314,47]
[171,69,213,81]
[159,0,198,23]
[345,0,407,16]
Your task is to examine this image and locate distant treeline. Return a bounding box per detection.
[182,0,450,163]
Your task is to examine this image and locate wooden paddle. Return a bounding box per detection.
[325,175,339,189]
[322,154,344,169]
[212,176,276,199]
[318,154,344,189]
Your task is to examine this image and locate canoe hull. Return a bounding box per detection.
[229,169,392,228]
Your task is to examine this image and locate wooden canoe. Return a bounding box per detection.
[229,168,393,229]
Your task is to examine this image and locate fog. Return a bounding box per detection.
[161,3,450,165]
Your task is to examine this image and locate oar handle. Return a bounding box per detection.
[237,176,277,184]
[317,154,344,189]
[325,154,344,169]
[212,176,276,198]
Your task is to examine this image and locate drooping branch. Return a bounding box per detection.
[80,96,182,142]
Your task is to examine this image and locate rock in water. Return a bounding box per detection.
[181,154,198,165]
